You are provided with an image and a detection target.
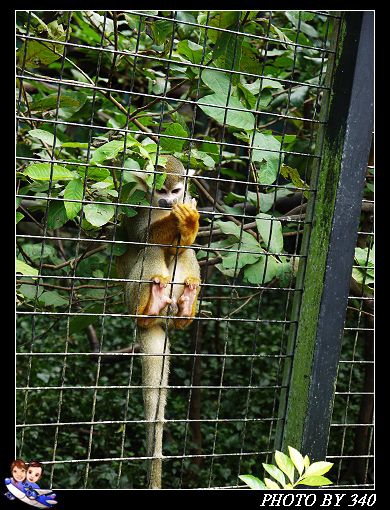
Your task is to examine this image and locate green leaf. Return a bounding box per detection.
[123,158,141,173]
[29,93,83,113]
[280,165,310,197]
[91,181,113,191]
[207,12,240,41]
[251,132,282,185]
[91,140,128,164]
[256,213,283,253]
[262,463,285,487]
[303,461,333,478]
[16,212,25,224]
[39,291,68,307]
[296,475,332,487]
[145,172,166,191]
[275,260,293,286]
[24,163,75,181]
[258,192,277,212]
[264,478,280,490]
[212,20,242,78]
[243,254,279,285]
[257,89,273,109]
[177,39,205,64]
[187,149,215,169]
[285,12,318,38]
[78,167,110,181]
[268,24,292,49]
[46,201,68,230]
[240,45,263,74]
[57,91,89,118]
[258,161,280,185]
[45,19,67,41]
[221,244,260,271]
[274,450,296,485]
[81,11,114,34]
[304,455,310,469]
[275,134,297,145]
[120,206,137,218]
[274,55,294,69]
[220,167,245,180]
[147,19,174,45]
[215,221,260,248]
[20,244,56,261]
[19,283,43,300]
[148,154,168,168]
[160,123,188,152]
[201,69,232,96]
[61,142,89,149]
[290,86,309,108]
[198,93,255,130]
[64,179,84,220]
[21,40,63,67]
[119,181,137,203]
[127,189,148,206]
[215,263,236,277]
[119,184,146,216]
[237,83,257,109]
[152,76,170,95]
[28,128,62,147]
[16,259,38,277]
[355,247,374,267]
[246,78,284,93]
[223,192,245,205]
[84,203,115,227]
[238,82,275,109]
[238,475,266,490]
[288,11,316,22]
[288,446,305,476]
[352,267,374,286]
[229,191,278,213]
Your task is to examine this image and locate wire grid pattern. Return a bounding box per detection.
[326,140,374,489]
[16,11,339,489]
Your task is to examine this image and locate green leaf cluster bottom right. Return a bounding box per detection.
[239,446,333,489]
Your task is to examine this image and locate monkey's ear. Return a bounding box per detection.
[186,168,196,177]
[127,171,148,189]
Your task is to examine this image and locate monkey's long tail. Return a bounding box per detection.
[138,325,170,489]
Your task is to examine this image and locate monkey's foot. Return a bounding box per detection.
[146,277,172,316]
[176,278,199,319]
[138,277,171,327]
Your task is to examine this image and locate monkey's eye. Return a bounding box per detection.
[159,189,167,194]
[172,188,181,194]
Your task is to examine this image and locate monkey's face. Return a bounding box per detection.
[152,182,185,208]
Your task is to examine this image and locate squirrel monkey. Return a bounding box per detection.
[116,155,200,489]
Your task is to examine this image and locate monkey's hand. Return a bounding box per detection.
[172,200,200,246]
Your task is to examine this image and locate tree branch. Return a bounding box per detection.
[41,244,107,270]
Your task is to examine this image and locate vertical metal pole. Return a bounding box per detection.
[275,11,374,460]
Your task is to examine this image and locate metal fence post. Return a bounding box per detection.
[275,11,374,461]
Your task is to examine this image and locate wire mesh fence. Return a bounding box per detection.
[326,137,374,489]
[15,10,372,490]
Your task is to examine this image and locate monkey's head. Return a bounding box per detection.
[151,155,194,208]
